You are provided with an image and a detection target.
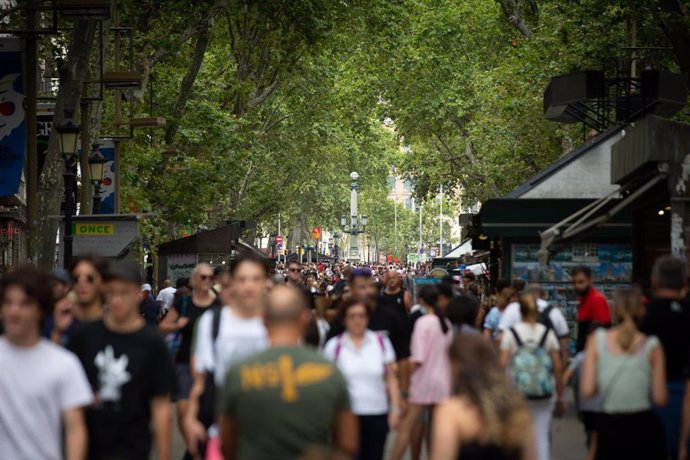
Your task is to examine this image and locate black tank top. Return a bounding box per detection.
[459,442,521,460]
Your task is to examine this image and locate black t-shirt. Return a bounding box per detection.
[378,289,407,318]
[370,304,411,360]
[640,297,690,381]
[171,295,221,364]
[68,320,173,460]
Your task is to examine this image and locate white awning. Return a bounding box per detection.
[444,239,473,258]
[538,173,663,266]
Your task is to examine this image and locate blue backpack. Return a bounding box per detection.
[508,327,554,400]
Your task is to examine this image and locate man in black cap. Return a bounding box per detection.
[68,261,174,460]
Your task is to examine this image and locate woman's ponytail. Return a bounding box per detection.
[613,287,644,351]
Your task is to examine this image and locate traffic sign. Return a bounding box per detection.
[311,227,321,241]
[276,235,283,244]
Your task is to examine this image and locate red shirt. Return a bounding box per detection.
[577,287,611,323]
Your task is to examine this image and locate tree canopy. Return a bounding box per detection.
[13,0,690,262]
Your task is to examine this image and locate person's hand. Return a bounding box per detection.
[176,317,190,330]
[388,409,401,430]
[183,415,207,456]
[553,399,566,418]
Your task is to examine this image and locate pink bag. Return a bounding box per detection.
[205,436,223,460]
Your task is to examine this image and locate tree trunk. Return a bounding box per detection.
[78,19,111,214]
[33,20,98,268]
[164,23,211,146]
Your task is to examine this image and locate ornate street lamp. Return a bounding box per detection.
[88,143,107,214]
[341,172,367,261]
[55,111,80,269]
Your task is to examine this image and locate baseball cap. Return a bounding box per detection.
[50,268,72,285]
[104,261,143,285]
[141,283,152,292]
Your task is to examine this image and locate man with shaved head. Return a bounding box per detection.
[219,284,358,460]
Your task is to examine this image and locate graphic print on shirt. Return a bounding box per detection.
[94,345,131,402]
[240,355,333,402]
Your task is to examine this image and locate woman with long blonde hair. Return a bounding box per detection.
[581,287,667,459]
[432,333,535,459]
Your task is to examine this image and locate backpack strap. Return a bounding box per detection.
[509,327,523,347]
[211,305,222,342]
[334,333,344,361]
[377,334,385,352]
[180,296,190,317]
[538,326,551,348]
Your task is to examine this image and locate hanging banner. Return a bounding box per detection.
[0,38,25,197]
[37,103,55,180]
[97,139,116,214]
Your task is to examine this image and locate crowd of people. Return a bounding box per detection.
[1,253,690,460]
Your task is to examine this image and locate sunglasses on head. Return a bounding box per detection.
[72,273,96,284]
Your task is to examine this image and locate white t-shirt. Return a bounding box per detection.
[193,307,268,387]
[0,338,93,460]
[323,330,396,415]
[498,299,570,338]
[500,322,561,354]
[156,286,177,313]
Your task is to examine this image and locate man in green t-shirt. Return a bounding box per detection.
[219,284,358,460]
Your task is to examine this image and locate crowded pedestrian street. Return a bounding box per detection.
[2,1,690,460]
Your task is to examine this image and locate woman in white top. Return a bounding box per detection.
[323,298,402,460]
[500,293,564,460]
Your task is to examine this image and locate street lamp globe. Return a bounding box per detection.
[350,171,359,181]
[88,144,107,184]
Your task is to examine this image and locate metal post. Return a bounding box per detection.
[80,97,91,213]
[394,199,398,257]
[278,210,281,264]
[25,6,38,261]
[92,183,102,215]
[439,185,444,257]
[419,203,422,260]
[63,159,74,269]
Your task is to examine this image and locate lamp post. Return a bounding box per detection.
[341,172,367,262]
[56,112,80,269]
[88,143,107,215]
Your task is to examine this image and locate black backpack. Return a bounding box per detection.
[538,304,555,332]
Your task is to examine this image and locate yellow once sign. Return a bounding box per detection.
[73,223,114,236]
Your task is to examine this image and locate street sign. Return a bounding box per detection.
[311,227,321,241]
[276,234,283,244]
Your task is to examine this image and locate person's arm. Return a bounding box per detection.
[183,369,208,455]
[333,410,358,457]
[151,395,171,460]
[550,350,565,416]
[650,343,668,407]
[559,337,570,366]
[500,348,511,368]
[679,381,690,460]
[386,362,402,429]
[63,408,87,460]
[580,334,598,398]
[430,403,460,460]
[404,290,412,311]
[159,305,185,334]
[219,415,237,460]
[521,422,538,460]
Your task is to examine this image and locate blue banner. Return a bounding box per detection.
[0,38,25,197]
[98,140,115,214]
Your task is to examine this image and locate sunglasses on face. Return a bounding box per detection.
[288,268,301,273]
[72,273,97,284]
[198,274,214,281]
